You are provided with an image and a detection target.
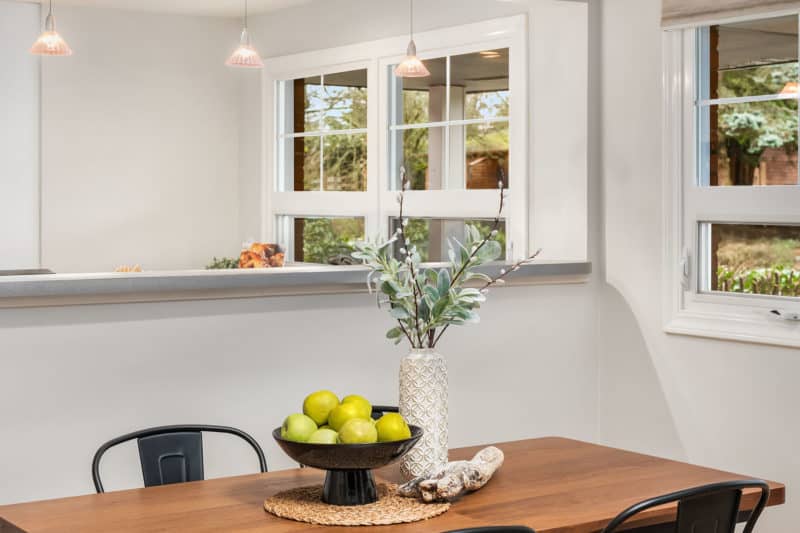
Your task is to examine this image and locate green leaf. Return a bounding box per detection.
[475,240,502,263]
[424,285,440,302]
[418,297,430,321]
[390,307,410,319]
[464,271,493,283]
[438,269,451,296]
[386,327,403,339]
[432,297,449,318]
[381,280,398,296]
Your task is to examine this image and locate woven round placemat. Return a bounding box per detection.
[263,483,450,526]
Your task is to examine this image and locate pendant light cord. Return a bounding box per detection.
[409,0,414,39]
[244,0,249,29]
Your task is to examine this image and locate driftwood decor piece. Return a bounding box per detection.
[398,446,504,502]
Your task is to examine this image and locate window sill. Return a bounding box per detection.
[665,309,800,349]
[0,261,591,308]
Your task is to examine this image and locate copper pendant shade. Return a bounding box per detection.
[394,0,429,78]
[31,0,72,56]
[227,0,264,69]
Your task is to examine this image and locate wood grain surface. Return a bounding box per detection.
[0,437,785,532]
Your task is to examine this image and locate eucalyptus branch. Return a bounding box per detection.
[397,167,424,347]
[354,167,541,351]
[431,248,542,349]
[431,324,448,348]
[449,179,506,289]
[397,320,415,346]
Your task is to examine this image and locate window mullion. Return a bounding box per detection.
[319,74,325,192]
[444,55,451,191]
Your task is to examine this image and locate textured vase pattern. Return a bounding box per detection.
[399,349,448,479]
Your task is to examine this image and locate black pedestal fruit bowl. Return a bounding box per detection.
[272,425,423,506]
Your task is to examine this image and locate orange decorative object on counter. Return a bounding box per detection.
[239,243,285,269]
[114,265,143,273]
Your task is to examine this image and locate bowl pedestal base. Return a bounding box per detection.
[323,469,378,506]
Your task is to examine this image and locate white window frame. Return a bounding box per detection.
[262,15,528,264]
[663,14,800,348]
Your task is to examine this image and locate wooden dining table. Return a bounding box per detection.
[0,437,785,532]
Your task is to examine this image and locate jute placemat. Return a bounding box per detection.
[263,483,450,526]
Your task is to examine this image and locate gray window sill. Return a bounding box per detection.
[0,261,592,308]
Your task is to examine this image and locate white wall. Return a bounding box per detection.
[39,8,243,273]
[598,1,798,531]
[0,0,598,505]
[0,1,40,270]
[0,284,598,502]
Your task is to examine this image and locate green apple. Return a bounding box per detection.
[375,413,411,442]
[303,390,340,426]
[328,402,366,431]
[307,428,339,444]
[338,419,378,444]
[341,394,372,419]
[281,413,317,442]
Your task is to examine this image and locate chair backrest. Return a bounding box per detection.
[371,405,399,420]
[92,424,267,493]
[601,479,770,533]
[442,527,535,533]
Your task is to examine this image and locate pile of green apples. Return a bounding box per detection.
[280,390,412,445]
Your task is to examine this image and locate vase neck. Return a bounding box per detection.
[407,348,441,358]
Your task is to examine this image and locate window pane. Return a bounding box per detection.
[709,223,800,296]
[463,122,509,189]
[390,57,446,126]
[390,218,506,262]
[452,49,510,120]
[292,217,364,265]
[286,136,321,191]
[322,69,368,130]
[323,133,367,191]
[704,16,798,99]
[701,99,798,186]
[390,126,445,190]
[296,75,324,133]
[289,70,367,133]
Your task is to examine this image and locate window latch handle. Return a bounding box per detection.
[770,309,800,322]
[679,248,690,290]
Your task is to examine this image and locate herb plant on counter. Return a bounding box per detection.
[352,168,540,349]
[206,257,239,269]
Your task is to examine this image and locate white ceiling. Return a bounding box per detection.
[12,0,314,17]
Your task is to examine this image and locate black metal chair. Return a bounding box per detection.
[92,424,267,493]
[444,526,536,533]
[601,479,770,533]
[371,405,399,420]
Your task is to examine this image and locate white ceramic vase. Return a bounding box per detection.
[398,348,449,479]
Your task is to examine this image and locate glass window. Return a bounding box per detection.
[389,48,509,190]
[279,69,368,191]
[283,217,365,265]
[390,218,506,262]
[698,16,799,186]
[703,223,800,297]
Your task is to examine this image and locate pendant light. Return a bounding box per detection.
[30,0,72,57]
[226,0,264,69]
[394,0,429,78]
